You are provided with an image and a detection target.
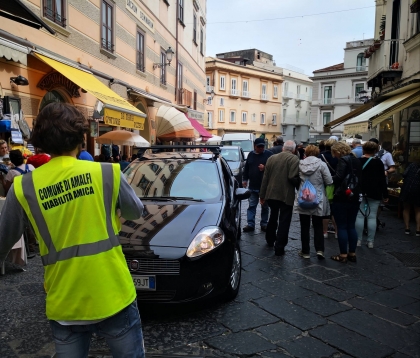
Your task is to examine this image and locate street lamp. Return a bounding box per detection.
[203,89,215,104]
[153,47,175,69]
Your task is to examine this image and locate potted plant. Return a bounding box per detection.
[364,49,371,58]
[379,16,386,40]
[370,45,376,52]
[374,39,382,49]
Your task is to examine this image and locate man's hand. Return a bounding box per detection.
[242,181,247,188]
[260,198,265,206]
[258,164,265,171]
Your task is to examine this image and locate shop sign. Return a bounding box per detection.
[126,0,155,33]
[104,108,144,130]
[343,122,369,135]
[187,109,204,121]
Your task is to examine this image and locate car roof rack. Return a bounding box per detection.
[137,145,223,159]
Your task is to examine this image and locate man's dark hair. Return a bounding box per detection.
[9,149,24,166]
[122,154,128,161]
[30,103,88,155]
[319,140,326,152]
[382,141,392,152]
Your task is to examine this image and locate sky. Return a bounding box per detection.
[206,0,376,76]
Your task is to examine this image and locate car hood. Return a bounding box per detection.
[226,161,240,170]
[119,201,223,255]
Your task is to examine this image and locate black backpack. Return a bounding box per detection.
[336,156,361,200]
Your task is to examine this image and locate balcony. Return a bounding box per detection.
[283,91,294,99]
[322,98,334,105]
[295,93,306,101]
[206,85,214,93]
[242,91,250,98]
[260,93,268,101]
[177,88,192,106]
[356,66,367,72]
[230,89,239,97]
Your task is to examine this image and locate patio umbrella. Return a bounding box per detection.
[155,105,194,139]
[96,130,150,147]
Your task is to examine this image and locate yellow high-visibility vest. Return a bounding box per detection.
[14,157,135,320]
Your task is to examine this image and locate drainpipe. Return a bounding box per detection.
[175,1,179,102]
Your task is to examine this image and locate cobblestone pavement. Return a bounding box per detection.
[1,204,420,358]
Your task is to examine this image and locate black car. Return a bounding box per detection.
[119,145,250,303]
[219,146,246,184]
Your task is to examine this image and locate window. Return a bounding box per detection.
[218,109,224,122]
[148,163,160,173]
[142,228,150,234]
[138,175,150,191]
[193,13,197,44]
[220,75,226,90]
[260,113,266,124]
[162,211,168,219]
[200,27,204,55]
[101,0,114,52]
[136,30,145,72]
[160,174,167,184]
[242,80,249,96]
[44,0,66,27]
[231,78,238,95]
[230,111,236,123]
[284,82,289,93]
[273,85,278,98]
[241,112,247,123]
[207,96,213,105]
[252,113,256,122]
[208,112,213,128]
[355,83,365,100]
[178,62,183,89]
[220,97,224,106]
[297,85,301,95]
[296,111,300,120]
[160,49,167,85]
[283,109,286,122]
[178,0,184,23]
[272,114,277,125]
[193,90,197,110]
[151,220,157,227]
[356,53,366,71]
[262,83,267,95]
[323,112,332,125]
[169,164,174,172]
[323,85,332,104]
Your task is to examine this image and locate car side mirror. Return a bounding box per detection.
[235,188,251,201]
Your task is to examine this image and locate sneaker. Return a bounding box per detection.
[367,242,374,249]
[416,231,420,237]
[316,251,325,260]
[298,251,310,259]
[260,225,267,232]
[335,234,338,239]
[327,227,336,234]
[243,225,255,232]
[405,229,411,235]
[323,232,328,239]
[357,240,362,247]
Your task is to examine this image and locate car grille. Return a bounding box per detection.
[126,258,180,275]
[137,290,176,301]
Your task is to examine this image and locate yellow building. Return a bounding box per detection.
[205,56,283,144]
[0,0,207,155]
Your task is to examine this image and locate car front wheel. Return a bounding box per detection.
[222,243,241,301]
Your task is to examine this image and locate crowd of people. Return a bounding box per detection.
[242,135,420,263]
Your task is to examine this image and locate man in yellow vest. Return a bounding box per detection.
[0,103,145,357]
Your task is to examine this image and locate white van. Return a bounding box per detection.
[221,133,256,158]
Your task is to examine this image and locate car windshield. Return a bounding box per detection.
[124,159,222,200]
[220,148,239,162]
[221,140,253,152]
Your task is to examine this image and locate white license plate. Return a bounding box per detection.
[132,275,156,290]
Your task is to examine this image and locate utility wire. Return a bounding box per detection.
[206,6,375,25]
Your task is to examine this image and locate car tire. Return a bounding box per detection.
[222,243,241,301]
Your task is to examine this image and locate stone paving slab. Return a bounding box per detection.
[329,309,418,351]
[325,278,385,296]
[294,265,347,282]
[253,277,314,300]
[310,323,395,358]
[291,294,351,317]
[398,301,420,317]
[277,336,339,358]
[296,279,355,302]
[348,297,418,326]
[256,322,302,343]
[204,331,276,355]
[234,282,270,303]
[364,290,418,309]
[253,296,327,331]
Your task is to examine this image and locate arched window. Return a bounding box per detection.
[39,90,66,110]
[356,53,366,71]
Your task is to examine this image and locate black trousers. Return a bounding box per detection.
[299,214,324,254]
[266,199,294,250]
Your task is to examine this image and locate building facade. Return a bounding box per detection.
[309,39,374,141]
[0,0,207,155]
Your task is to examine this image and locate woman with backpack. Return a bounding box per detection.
[3,150,35,195]
[355,142,388,248]
[330,142,362,263]
[294,145,332,260]
[400,159,420,236]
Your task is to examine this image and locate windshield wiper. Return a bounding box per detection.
[142,196,204,202]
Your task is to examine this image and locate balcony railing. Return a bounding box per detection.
[242,91,250,98]
[283,91,294,99]
[230,89,239,96]
[101,38,114,53]
[356,66,366,72]
[206,85,214,93]
[296,93,306,101]
[43,6,66,27]
[261,93,268,101]
[323,98,334,105]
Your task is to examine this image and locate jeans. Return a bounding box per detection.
[50,300,145,358]
[247,190,269,228]
[332,201,360,254]
[299,214,324,254]
[266,199,293,250]
[355,198,381,243]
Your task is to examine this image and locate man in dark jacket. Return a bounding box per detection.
[242,138,273,232]
[269,136,284,154]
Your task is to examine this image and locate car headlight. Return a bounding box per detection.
[231,168,240,175]
[186,226,225,258]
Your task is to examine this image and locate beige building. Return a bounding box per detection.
[205,56,283,143]
[0,0,208,155]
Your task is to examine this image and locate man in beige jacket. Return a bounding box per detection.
[260,140,300,256]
